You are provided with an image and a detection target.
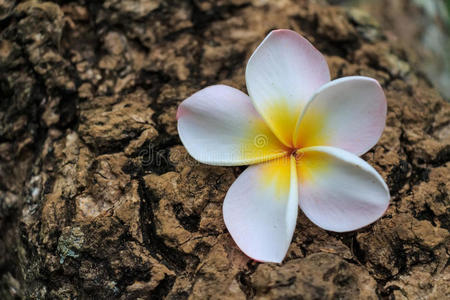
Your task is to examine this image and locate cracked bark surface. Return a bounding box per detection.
[0,0,449,299]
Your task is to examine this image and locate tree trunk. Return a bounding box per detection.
[0,0,449,299]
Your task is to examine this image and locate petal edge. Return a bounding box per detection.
[293,76,387,155]
[246,29,330,147]
[297,146,390,232]
[177,85,289,166]
[223,155,298,263]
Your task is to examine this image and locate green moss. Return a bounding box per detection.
[57,227,84,264]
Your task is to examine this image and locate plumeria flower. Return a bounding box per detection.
[176,29,390,263]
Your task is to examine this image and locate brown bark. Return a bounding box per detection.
[0,0,449,299]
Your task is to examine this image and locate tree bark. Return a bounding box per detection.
[0,0,449,299]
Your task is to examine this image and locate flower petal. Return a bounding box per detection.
[223,155,298,263]
[296,146,389,232]
[293,76,387,155]
[177,85,289,166]
[246,29,330,147]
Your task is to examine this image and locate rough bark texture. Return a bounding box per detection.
[0,0,449,299]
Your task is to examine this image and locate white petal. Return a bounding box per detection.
[297,146,390,232]
[294,76,387,155]
[223,155,298,263]
[246,29,330,147]
[177,85,289,166]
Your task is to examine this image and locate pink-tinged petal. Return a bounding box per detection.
[297,146,389,232]
[223,155,298,263]
[177,85,289,166]
[293,76,387,155]
[246,29,330,147]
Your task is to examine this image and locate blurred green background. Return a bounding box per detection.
[331,0,450,100]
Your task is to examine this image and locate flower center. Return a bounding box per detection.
[292,148,305,162]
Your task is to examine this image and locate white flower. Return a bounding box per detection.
[177,29,390,263]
